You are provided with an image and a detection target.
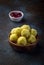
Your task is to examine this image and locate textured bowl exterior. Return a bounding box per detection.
[8,34,39,52]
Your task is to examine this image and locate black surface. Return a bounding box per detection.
[0,0,44,65]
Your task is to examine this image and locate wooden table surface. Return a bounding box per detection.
[0,0,44,65]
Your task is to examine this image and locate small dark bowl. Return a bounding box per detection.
[8,34,39,52]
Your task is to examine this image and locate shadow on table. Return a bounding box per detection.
[11,42,41,56]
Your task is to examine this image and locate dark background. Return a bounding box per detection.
[0,0,44,65]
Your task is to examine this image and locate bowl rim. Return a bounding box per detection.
[9,10,24,19]
[8,33,39,47]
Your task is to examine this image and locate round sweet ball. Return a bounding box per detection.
[9,34,18,42]
[17,36,27,45]
[21,29,30,38]
[28,35,36,43]
[31,28,37,36]
[10,27,21,36]
[10,28,16,34]
[21,24,30,31]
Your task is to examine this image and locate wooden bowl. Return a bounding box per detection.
[8,33,39,52]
